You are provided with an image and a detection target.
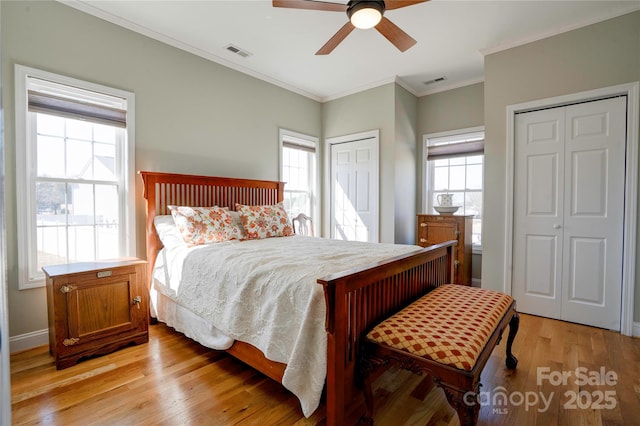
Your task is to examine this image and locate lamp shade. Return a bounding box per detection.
[347,1,384,29]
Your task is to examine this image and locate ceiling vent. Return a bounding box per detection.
[225,44,252,58]
[423,76,447,85]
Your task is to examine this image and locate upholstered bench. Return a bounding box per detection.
[359,284,519,426]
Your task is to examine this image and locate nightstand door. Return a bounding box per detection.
[418,215,460,247]
[417,215,472,285]
[55,267,146,355]
[418,220,458,247]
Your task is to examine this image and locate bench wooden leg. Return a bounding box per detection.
[360,372,375,426]
[506,312,519,369]
[436,379,480,426]
[358,291,519,425]
[357,351,385,426]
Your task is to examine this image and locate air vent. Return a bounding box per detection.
[423,76,447,85]
[225,44,252,58]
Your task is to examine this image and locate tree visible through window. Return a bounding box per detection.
[425,128,484,247]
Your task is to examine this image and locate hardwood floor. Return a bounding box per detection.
[11,314,640,425]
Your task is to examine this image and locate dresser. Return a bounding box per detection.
[43,258,149,369]
[416,214,473,285]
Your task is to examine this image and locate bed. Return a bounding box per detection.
[140,171,455,425]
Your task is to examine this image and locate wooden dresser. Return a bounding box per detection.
[43,258,149,369]
[416,214,473,285]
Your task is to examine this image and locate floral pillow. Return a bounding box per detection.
[235,202,293,239]
[168,205,244,246]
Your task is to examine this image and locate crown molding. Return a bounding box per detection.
[481,3,640,57]
[416,77,485,98]
[58,1,640,105]
[58,0,323,102]
[394,77,419,97]
[320,76,398,102]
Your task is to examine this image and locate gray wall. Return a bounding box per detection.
[0,3,12,421]
[482,11,640,322]
[322,84,397,243]
[416,83,484,213]
[321,82,419,245]
[417,82,485,281]
[4,1,639,342]
[394,85,418,244]
[1,1,321,337]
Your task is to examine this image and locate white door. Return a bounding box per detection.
[330,137,379,242]
[513,97,626,330]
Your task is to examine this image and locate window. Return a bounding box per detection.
[424,127,484,248]
[279,129,318,231]
[15,65,135,289]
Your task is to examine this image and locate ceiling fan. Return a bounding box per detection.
[273,0,429,55]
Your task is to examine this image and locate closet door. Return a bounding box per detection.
[560,98,625,330]
[512,97,625,330]
[513,108,564,319]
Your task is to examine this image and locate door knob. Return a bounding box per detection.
[553,224,562,229]
[133,296,142,309]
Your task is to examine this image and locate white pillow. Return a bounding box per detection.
[228,210,246,239]
[153,215,185,248]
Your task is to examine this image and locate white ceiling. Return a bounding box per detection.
[64,0,640,102]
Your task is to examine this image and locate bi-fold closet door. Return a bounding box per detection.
[512,96,626,330]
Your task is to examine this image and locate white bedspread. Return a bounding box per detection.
[152,235,420,417]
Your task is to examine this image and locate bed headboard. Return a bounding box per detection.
[139,171,285,285]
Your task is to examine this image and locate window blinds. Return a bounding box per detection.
[283,140,316,154]
[427,139,484,161]
[28,90,127,128]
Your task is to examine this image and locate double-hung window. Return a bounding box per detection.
[15,65,136,289]
[279,129,318,230]
[424,127,484,248]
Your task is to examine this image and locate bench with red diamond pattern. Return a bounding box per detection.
[359,284,519,426]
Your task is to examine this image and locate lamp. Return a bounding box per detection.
[347,1,384,29]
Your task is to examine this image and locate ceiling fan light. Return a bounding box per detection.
[348,1,384,29]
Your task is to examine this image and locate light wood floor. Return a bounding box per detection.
[11,314,640,425]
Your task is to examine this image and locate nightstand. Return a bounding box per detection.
[417,214,472,285]
[43,258,149,369]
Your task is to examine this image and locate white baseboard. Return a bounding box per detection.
[471,278,481,288]
[6,322,639,353]
[9,329,48,354]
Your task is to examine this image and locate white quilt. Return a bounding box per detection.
[152,235,420,417]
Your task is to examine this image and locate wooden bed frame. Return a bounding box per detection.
[140,171,456,425]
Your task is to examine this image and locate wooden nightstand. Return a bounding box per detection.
[43,258,149,369]
[417,214,473,285]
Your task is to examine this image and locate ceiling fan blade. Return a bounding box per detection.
[375,17,417,52]
[385,0,430,11]
[272,0,347,12]
[316,22,355,55]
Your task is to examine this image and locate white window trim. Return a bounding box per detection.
[423,126,484,252]
[278,128,319,234]
[15,65,136,289]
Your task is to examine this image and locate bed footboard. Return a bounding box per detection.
[318,241,456,426]
[140,171,456,423]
